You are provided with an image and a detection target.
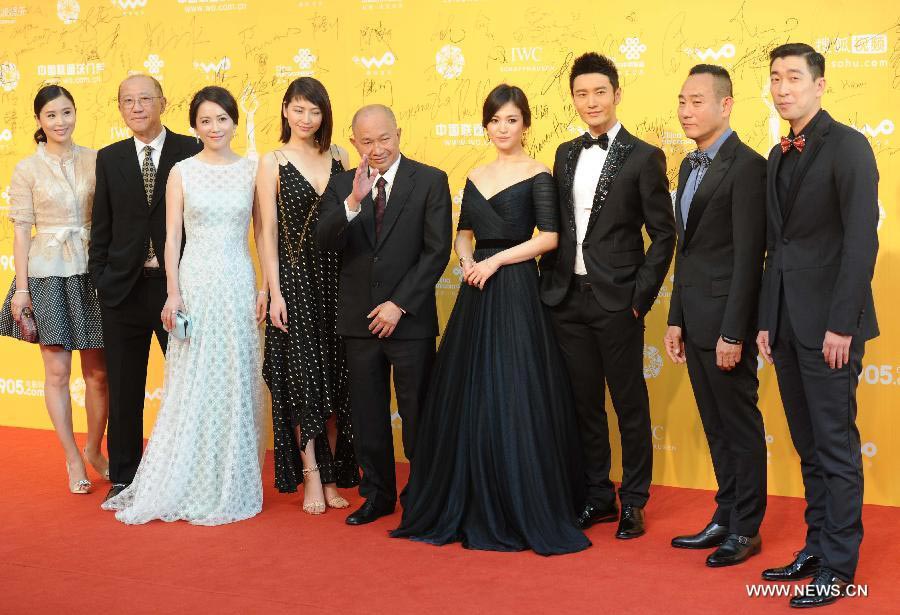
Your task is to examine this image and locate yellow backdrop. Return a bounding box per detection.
[0,0,896,505]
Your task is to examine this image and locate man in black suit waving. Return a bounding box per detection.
[541,53,676,539]
[756,44,879,608]
[89,75,202,501]
[664,65,767,567]
[317,105,451,526]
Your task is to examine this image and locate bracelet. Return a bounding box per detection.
[258,290,268,294]
[14,289,30,294]
[459,256,475,267]
[721,335,743,345]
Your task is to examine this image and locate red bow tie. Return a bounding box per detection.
[780,135,806,154]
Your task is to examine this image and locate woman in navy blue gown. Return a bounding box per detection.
[391,85,589,555]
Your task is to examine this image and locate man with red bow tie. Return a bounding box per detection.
[756,43,880,608]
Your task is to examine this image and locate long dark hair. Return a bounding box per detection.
[279,77,332,153]
[33,85,76,143]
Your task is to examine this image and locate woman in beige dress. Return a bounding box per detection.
[0,85,109,494]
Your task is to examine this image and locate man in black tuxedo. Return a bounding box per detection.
[541,53,675,539]
[316,105,451,526]
[755,44,879,608]
[663,65,767,567]
[89,75,201,501]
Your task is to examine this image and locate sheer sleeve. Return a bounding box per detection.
[7,161,35,226]
[456,183,473,231]
[532,172,558,232]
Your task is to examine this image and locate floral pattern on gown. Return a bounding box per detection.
[102,156,263,526]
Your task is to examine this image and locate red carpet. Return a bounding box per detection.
[1,426,897,614]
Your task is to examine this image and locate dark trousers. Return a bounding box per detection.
[343,336,435,509]
[100,275,168,485]
[550,278,652,509]
[772,298,865,581]
[683,333,767,536]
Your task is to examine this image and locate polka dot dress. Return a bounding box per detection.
[263,156,359,493]
[0,273,103,350]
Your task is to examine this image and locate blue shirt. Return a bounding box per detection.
[680,128,733,225]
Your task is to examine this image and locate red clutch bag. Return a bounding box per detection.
[17,306,38,344]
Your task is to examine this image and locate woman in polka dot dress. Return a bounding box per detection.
[0,85,109,495]
[258,78,359,514]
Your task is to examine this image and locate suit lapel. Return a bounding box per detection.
[375,156,415,251]
[766,147,783,231]
[151,129,183,211]
[584,127,635,236]
[561,138,583,236]
[674,157,690,246]
[782,112,832,225]
[116,139,148,208]
[683,133,739,246]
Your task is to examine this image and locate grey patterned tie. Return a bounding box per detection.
[141,145,157,261]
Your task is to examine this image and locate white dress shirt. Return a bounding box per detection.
[134,127,167,172]
[345,153,403,221]
[572,122,621,275]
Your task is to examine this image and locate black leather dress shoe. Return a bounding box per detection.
[789,568,849,608]
[672,522,729,549]
[104,484,128,503]
[762,551,822,581]
[615,505,645,539]
[706,533,761,567]
[576,502,619,529]
[345,499,394,526]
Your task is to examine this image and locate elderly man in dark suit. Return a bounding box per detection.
[89,74,201,501]
[664,64,767,568]
[756,43,879,608]
[316,104,452,526]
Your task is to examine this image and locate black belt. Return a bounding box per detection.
[572,274,591,291]
[475,239,520,250]
[142,267,165,278]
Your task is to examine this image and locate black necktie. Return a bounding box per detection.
[374,177,387,239]
[582,133,609,150]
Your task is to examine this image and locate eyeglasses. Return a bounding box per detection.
[119,96,162,109]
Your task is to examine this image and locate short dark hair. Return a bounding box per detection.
[769,43,825,79]
[33,85,76,143]
[279,77,333,152]
[688,64,733,99]
[569,52,619,92]
[481,84,531,128]
[188,86,238,128]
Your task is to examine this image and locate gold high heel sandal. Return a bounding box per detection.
[301,466,326,515]
[83,447,110,481]
[66,462,92,494]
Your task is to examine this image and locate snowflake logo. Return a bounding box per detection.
[643,344,663,379]
[57,0,80,24]
[619,37,647,61]
[1,186,10,205]
[143,54,164,75]
[0,129,12,142]
[294,48,316,70]
[878,199,886,231]
[0,62,20,92]
[435,45,465,79]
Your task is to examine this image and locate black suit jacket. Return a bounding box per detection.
[315,155,452,340]
[540,127,676,315]
[758,110,879,348]
[88,129,201,307]
[667,132,766,349]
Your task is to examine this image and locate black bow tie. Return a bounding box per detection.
[582,133,610,150]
